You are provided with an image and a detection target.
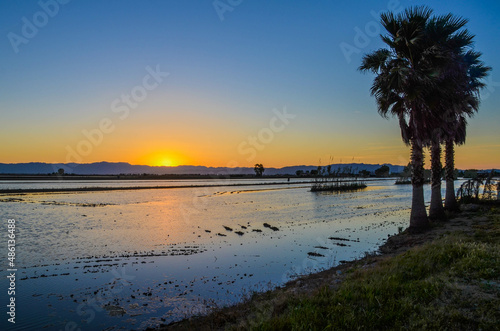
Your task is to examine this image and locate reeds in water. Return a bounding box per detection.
[310,177,366,192]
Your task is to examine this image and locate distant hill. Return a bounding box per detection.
[0,162,406,175]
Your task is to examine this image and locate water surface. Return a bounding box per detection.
[0,179,439,330]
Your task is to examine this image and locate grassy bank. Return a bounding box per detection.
[161,203,500,330]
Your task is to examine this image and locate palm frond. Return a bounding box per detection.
[359,49,391,73]
[359,5,490,153]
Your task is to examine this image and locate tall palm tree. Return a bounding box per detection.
[360,6,442,231]
[444,114,467,211]
[416,14,476,220]
[443,51,491,211]
[359,6,486,229]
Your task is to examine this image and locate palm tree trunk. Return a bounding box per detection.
[429,141,446,220]
[410,139,429,231]
[444,139,459,211]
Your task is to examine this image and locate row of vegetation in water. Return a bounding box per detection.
[309,162,367,192]
[310,178,367,192]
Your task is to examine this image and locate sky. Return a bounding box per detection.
[0,0,499,169]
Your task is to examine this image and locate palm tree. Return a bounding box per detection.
[360,6,440,231]
[254,164,265,177]
[443,51,491,211]
[410,13,477,221]
[444,114,467,211]
[359,7,483,229]
[426,83,452,221]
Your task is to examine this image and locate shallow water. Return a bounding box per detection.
[0,179,447,330]
[0,178,308,191]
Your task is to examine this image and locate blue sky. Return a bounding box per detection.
[1,0,499,168]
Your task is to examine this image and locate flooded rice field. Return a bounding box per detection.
[0,179,441,330]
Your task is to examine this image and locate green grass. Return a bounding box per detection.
[250,210,500,330]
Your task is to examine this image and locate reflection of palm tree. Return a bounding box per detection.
[359,7,481,230]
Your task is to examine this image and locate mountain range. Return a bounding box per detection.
[0,162,405,175]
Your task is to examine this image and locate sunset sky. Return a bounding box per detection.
[1,0,499,169]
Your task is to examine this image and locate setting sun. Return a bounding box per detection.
[149,153,179,167]
[157,157,175,167]
[136,151,186,167]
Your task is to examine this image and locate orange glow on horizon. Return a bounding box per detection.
[1,131,498,170]
[156,158,176,167]
[133,150,187,168]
